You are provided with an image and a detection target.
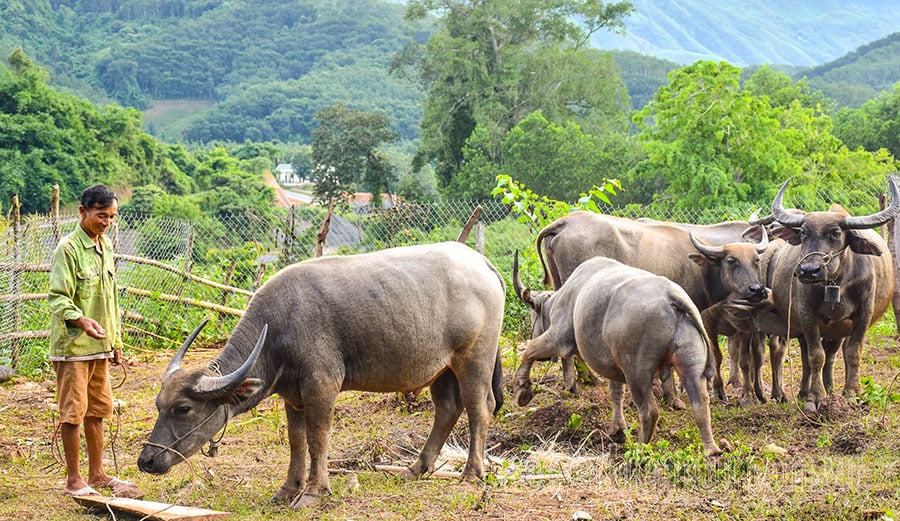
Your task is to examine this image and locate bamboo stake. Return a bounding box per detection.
[120,287,244,317]
[115,254,253,296]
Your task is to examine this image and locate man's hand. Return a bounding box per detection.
[72,316,107,339]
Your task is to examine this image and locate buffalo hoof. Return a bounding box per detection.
[290,492,321,509]
[608,428,626,444]
[663,395,686,410]
[400,467,419,480]
[737,394,759,407]
[271,485,302,504]
[803,400,819,414]
[514,384,534,407]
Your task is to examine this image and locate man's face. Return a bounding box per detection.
[79,200,118,239]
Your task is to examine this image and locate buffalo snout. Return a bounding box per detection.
[743,283,768,303]
[137,449,169,475]
[795,262,825,283]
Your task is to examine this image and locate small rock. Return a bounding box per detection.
[761,443,788,457]
[572,510,593,520]
[0,366,13,382]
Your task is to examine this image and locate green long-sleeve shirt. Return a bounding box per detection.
[48,226,122,360]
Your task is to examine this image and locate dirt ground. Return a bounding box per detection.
[2,335,900,521]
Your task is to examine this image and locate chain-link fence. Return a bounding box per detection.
[1,182,893,377]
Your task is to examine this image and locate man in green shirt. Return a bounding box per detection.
[48,184,143,499]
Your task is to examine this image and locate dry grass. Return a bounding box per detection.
[3,332,900,520]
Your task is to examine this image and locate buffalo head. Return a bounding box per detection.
[513,250,555,339]
[688,224,769,303]
[137,321,268,475]
[771,178,900,284]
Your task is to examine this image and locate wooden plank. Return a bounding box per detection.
[72,496,230,521]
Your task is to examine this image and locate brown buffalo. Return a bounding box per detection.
[536,212,769,401]
[730,179,899,412]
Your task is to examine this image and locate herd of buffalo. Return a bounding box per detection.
[136,178,899,508]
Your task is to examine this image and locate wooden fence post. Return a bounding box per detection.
[316,204,335,258]
[10,195,21,370]
[51,184,61,245]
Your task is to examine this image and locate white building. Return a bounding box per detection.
[274,163,300,185]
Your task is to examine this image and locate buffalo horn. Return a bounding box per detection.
[771,180,804,228]
[842,176,900,229]
[191,324,268,399]
[689,231,724,258]
[748,214,775,226]
[512,249,534,306]
[163,319,209,380]
[752,225,769,253]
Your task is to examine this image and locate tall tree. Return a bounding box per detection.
[310,103,398,206]
[393,0,634,195]
[631,61,895,209]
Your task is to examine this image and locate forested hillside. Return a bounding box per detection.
[801,32,900,107]
[0,0,425,143]
[2,0,899,145]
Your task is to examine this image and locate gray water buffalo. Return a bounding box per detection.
[513,253,722,457]
[731,179,899,412]
[536,212,769,401]
[137,242,506,508]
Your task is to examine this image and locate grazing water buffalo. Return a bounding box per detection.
[734,179,899,412]
[512,253,722,457]
[137,242,506,508]
[536,212,769,401]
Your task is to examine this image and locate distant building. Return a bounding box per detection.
[274,163,300,185]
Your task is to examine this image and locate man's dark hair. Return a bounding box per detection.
[81,184,118,210]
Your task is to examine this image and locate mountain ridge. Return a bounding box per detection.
[591,0,900,66]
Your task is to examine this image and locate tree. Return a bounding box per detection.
[631,61,895,209]
[394,0,634,196]
[454,110,640,201]
[833,83,900,161]
[310,103,398,206]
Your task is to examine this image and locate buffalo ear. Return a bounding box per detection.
[224,378,265,405]
[688,252,714,267]
[846,232,883,256]
[770,226,802,245]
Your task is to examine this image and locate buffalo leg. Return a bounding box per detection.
[608,380,628,443]
[458,361,496,481]
[515,335,568,406]
[659,370,686,410]
[673,349,721,457]
[409,370,464,478]
[797,336,811,403]
[749,332,767,404]
[769,336,788,402]
[627,376,660,445]
[274,399,307,503]
[823,338,843,394]
[560,355,577,394]
[737,333,758,405]
[707,334,727,402]
[289,388,338,509]
[727,334,744,391]
[842,325,870,398]
[802,333,827,412]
